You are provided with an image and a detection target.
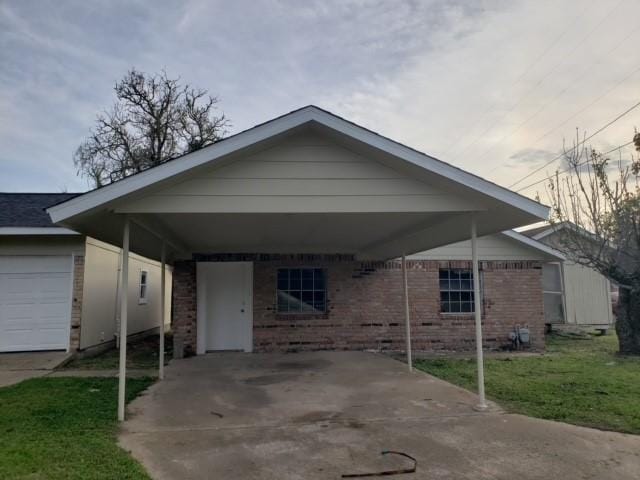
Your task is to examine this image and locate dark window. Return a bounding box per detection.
[277,268,326,313]
[439,269,478,314]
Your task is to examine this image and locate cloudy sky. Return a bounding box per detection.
[1,0,639,202]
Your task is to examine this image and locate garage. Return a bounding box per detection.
[0,256,72,352]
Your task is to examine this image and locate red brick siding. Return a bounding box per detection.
[171,257,545,356]
[172,260,197,356]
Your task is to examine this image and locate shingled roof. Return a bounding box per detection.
[0,193,82,228]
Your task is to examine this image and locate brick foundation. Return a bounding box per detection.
[172,256,545,356]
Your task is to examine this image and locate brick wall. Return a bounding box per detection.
[171,256,545,356]
[172,260,197,356]
[69,254,85,350]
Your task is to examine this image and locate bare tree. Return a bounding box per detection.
[548,130,640,354]
[74,69,229,187]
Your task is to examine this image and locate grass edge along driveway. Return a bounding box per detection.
[0,377,154,480]
[415,334,640,435]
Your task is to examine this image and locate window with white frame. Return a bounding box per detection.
[139,270,149,304]
[277,268,326,313]
[439,268,478,314]
[542,262,564,323]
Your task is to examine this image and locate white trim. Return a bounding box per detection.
[48,106,548,223]
[0,227,79,235]
[531,228,555,240]
[502,230,565,260]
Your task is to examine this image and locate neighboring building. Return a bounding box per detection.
[520,223,614,327]
[0,193,171,353]
[47,106,553,356]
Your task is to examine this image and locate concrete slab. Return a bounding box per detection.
[0,351,72,387]
[119,351,640,480]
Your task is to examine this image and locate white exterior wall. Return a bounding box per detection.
[117,130,480,214]
[80,238,172,349]
[562,261,613,326]
[409,233,550,261]
[534,231,614,326]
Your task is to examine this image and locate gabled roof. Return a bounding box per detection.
[0,193,81,234]
[519,223,555,240]
[519,221,581,241]
[47,105,548,223]
[502,230,565,260]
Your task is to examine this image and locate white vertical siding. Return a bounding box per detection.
[562,261,613,325]
[535,231,614,326]
[80,238,172,349]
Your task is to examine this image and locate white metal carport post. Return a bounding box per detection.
[117,217,130,422]
[402,254,412,372]
[159,241,166,380]
[471,216,488,410]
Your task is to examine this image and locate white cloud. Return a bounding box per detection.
[0,0,638,200]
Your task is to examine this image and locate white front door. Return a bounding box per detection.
[197,262,253,353]
[0,256,72,352]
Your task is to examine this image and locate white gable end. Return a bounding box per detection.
[410,232,558,261]
[117,129,481,214]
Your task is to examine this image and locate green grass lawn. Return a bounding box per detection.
[0,377,154,479]
[64,334,171,370]
[415,333,640,434]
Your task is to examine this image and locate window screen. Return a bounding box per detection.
[277,268,326,313]
[439,269,477,313]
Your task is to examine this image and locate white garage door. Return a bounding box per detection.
[0,256,72,352]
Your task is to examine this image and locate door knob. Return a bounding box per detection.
[241,309,245,313]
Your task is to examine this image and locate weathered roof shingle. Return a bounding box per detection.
[0,193,82,228]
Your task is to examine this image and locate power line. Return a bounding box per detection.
[471,24,640,167]
[508,100,640,189]
[438,3,591,156]
[476,26,640,171]
[514,140,636,193]
[449,0,626,161]
[528,60,640,148]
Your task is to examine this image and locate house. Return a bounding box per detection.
[520,223,614,328]
[46,105,552,360]
[44,105,556,418]
[0,193,171,353]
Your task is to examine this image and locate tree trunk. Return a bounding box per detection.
[615,286,640,355]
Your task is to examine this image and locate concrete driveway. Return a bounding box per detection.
[120,351,640,479]
[0,351,71,387]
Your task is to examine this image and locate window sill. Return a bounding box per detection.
[439,312,480,319]
[275,313,329,321]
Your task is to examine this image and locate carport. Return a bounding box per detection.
[47,106,548,420]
